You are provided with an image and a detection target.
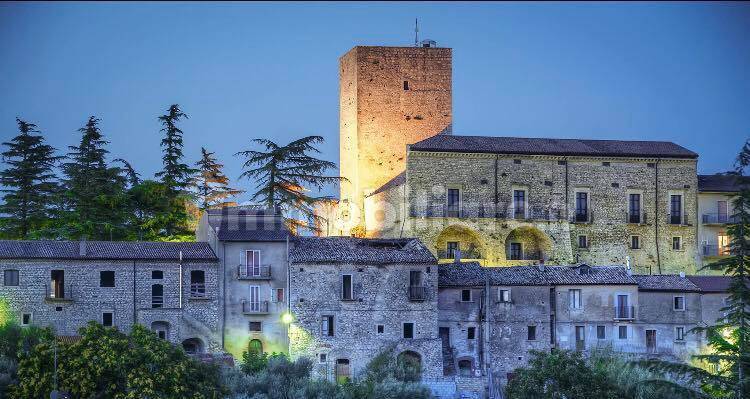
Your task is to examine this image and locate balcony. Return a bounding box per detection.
[614,306,636,320]
[702,213,738,225]
[410,203,563,221]
[506,251,545,261]
[189,283,207,299]
[242,300,269,315]
[44,283,73,302]
[408,286,428,301]
[703,244,731,257]
[668,213,690,226]
[237,265,272,280]
[437,248,482,260]
[626,211,647,225]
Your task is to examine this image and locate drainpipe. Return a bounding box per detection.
[494,155,499,217]
[655,160,661,274]
[564,158,569,220]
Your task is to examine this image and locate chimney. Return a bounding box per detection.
[679,272,685,278]
[79,239,87,257]
[538,259,545,272]
[454,249,461,263]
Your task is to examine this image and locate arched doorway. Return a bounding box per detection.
[182,338,204,354]
[435,225,485,261]
[335,358,351,384]
[457,358,473,376]
[396,351,422,382]
[248,339,263,354]
[504,226,552,264]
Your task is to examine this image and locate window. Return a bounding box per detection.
[249,322,262,332]
[718,200,728,223]
[447,241,459,258]
[319,353,327,363]
[4,269,19,286]
[527,326,537,341]
[409,270,422,287]
[672,237,682,251]
[513,190,526,219]
[245,250,261,276]
[102,312,113,327]
[403,322,414,339]
[575,192,589,222]
[458,359,473,376]
[578,235,588,249]
[575,326,585,350]
[461,289,472,302]
[321,315,334,337]
[190,270,205,297]
[50,270,65,299]
[341,275,353,300]
[152,270,163,279]
[151,284,164,308]
[618,325,628,339]
[675,326,685,341]
[628,194,641,223]
[616,294,630,319]
[446,188,460,217]
[509,242,522,260]
[377,324,384,334]
[670,194,683,224]
[100,271,115,287]
[719,233,730,256]
[674,296,686,311]
[597,325,606,339]
[631,235,641,250]
[248,286,260,311]
[273,288,284,303]
[21,313,32,326]
[336,359,351,384]
[467,327,476,340]
[569,289,582,310]
[403,80,409,90]
[498,289,511,303]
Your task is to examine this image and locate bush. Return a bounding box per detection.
[0,356,18,398]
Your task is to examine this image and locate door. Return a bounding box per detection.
[575,326,585,351]
[246,251,260,276]
[629,194,641,223]
[51,270,64,298]
[670,195,682,224]
[616,295,629,319]
[439,327,450,345]
[646,329,657,353]
[250,286,260,311]
[718,200,728,223]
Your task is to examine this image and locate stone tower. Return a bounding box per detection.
[339,45,452,232]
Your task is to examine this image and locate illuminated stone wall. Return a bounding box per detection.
[339,46,452,232]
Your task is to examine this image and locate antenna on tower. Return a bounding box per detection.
[414,18,419,47]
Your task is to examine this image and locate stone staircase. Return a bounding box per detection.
[441,335,456,376]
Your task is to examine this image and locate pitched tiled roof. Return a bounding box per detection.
[290,237,435,264]
[0,240,217,261]
[633,275,701,292]
[439,263,635,287]
[369,171,406,197]
[687,276,732,293]
[206,207,289,242]
[410,135,697,159]
[698,175,745,193]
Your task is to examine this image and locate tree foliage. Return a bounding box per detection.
[0,118,61,239]
[10,322,225,399]
[194,147,242,210]
[236,136,342,233]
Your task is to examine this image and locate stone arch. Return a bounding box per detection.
[457,357,474,376]
[396,350,422,381]
[504,226,552,264]
[435,224,486,261]
[182,337,205,354]
[151,321,170,340]
[248,338,263,354]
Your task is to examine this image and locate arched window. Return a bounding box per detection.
[152,284,164,308]
[335,358,351,384]
[249,339,263,354]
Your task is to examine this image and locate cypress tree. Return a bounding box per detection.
[194,147,242,210]
[0,118,61,239]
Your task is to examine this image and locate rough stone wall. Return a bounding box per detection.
[340,46,452,229]
[288,261,443,380]
[1,259,221,351]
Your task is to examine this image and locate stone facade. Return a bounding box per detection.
[339,46,452,231]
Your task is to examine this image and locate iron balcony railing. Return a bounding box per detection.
[614,305,636,320]
[408,286,428,301]
[242,300,269,314]
[237,265,272,280]
[506,251,545,261]
[702,213,739,224]
[437,249,482,260]
[410,203,564,221]
[668,213,690,225]
[626,211,647,224]
[44,283,74,301]
[703,244,731,257]
[189,283,206,298]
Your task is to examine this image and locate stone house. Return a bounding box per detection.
[196,207,290,358]
[0,240,221,352]
[287,237,443,382]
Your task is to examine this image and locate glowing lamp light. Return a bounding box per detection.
[281,312,294,324]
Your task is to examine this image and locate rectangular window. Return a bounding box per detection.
[409,270,422,287]
[461,289,472,302]
[403,80,409,90]
[467,327,476,340]
[321,316,334,337]
[616,294,630,319]
[403,322,414,339]
[631,235,641,249]
[446,188,460,217]
[629,194,641,223]
[4,269,19,286]
[597,325,606,339]
[21,313,32,326]
[575,192,589,222]
[447,241,459,258]
[674,296,686,311]
[513,190,526,219]
[102,312,113,327]
[100,271,115,287]
[245,250,261,276]
[342,275,353,300]
[249,321,262,332]
[670,194,683,224]
[152,270,163,279]
[249,286,260,311]
[672,237,682,251]
[499,289,511,303]
[377,325,384,334]
[619,325,628,339]
[569,289,582,310]
[190,270,206,297]
[273,288,284,303]
[527,326,537,341]
[509,242,522,260]
[675,326,685,341]
[575,326,585,350]
[319,353,327,363]
[578,235,588,249]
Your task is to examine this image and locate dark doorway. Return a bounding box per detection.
[51,270,65,299]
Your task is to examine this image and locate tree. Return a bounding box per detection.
[10,322,224,399]
[0,118,61,239]
[235,136,342,233]
[638,140,750,398]
[60,116,127,240]
[194,147,242,210]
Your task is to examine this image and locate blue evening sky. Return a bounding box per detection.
[1,2,749,198]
